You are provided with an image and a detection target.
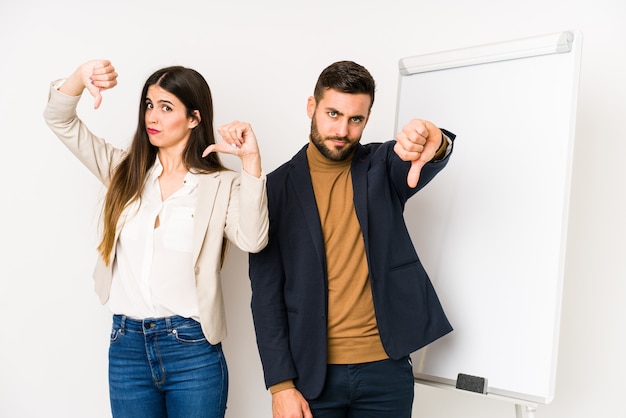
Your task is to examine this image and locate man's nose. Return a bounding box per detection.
[335,119,349,137]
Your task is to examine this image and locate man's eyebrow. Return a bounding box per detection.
[324,107,366,120]
[324,106,343,116]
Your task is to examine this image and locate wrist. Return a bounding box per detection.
[431,132,448,161]
[58,74,86,97]
[241,154,262,178]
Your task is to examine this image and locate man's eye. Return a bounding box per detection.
[328,111,337,118]
[351,117,363,123]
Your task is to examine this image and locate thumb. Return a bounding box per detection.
[85,82,103,109]
[407,159,425,188]
[92,90,103,109]
[202,144,216,158]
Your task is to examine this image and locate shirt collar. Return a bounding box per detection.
[148,155,200,190]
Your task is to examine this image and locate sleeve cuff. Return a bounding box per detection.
[269,380,296,394]
[51,78,66,90]
[432,132,452,161]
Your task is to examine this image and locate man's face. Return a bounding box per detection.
[307,88,371,161]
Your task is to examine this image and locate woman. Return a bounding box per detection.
[43,60,268,418]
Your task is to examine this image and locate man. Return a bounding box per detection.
[249,60,454,418]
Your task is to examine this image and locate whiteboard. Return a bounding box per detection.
[396,31,582,405]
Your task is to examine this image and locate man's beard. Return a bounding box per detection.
[309,117,359,162]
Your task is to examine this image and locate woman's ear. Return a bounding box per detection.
[190,110,201,128]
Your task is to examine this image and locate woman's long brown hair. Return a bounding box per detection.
[97,66,226,265]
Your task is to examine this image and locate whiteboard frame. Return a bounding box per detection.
[399,31,574,75]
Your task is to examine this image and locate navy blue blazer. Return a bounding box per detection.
[249,133,455,399]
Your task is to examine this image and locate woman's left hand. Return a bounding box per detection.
[202,120,262,178]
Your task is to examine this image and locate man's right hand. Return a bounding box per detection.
[272,388,313,418]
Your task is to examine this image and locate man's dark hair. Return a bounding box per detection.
[313,61,376,109]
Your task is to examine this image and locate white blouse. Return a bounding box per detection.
[108,156,200,321]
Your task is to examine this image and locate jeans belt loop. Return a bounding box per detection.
[120,315,127,334]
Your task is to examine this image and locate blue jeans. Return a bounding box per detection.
[108,315,228,418]
[308,357,415,418]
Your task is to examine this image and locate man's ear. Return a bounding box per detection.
[306,96,316,118]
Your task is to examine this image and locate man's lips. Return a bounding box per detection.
[328,139,348,147]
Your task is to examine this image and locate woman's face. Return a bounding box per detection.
[144,85,197,151]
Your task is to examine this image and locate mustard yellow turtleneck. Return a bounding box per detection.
[306,141,388,364]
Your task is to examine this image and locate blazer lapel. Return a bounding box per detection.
[192,172,220,263]
[288,146,327,271]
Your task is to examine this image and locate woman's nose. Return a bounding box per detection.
[146,109,157,124]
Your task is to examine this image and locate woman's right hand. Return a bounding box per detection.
[58,59,118,109]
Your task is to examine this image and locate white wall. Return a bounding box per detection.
[0,1,623,417]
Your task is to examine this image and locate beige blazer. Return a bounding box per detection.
[44,84,268,344]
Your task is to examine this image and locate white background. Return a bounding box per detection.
[0,1,624,417]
